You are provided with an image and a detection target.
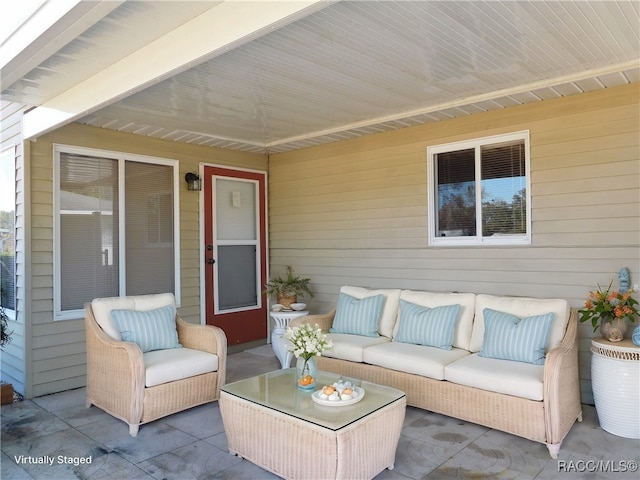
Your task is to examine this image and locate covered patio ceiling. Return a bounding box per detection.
[2,0,638,154]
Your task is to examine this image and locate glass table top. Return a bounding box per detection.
[221,369,405,431]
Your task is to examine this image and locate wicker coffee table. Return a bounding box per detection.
[220,369,406,480]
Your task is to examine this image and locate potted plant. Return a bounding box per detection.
[0,296,14,404]
[579,282,639,342]
[264,265,314,309]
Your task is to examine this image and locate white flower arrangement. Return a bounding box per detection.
[284,323,333,361]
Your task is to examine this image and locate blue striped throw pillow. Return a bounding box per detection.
[479,308,554,365]
[111,304,182,353]
[394,301,460,350]
[330,293,384,337]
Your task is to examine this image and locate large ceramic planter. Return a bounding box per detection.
[591,338,640,439]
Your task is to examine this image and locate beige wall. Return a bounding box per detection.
[0,101,28,396]
[27,123,266,397]
[268,83,640,404]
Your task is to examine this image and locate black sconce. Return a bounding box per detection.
[185,172,201,191]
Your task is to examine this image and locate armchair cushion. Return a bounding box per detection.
[91,293,176,340]
[144,348,219,387]
[111,304,182,353]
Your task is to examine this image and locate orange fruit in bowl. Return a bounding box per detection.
[323,385,335,395]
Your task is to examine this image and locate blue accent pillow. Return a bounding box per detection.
[479,308,554,365]
[111,304,182,353]
[330,293,384,337]
[394,301,460,350]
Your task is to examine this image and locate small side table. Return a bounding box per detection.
[591,337,640,439]
[270,310,309,369]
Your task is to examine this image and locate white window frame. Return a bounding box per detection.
[53,145,181,320]
[427,131,531,247]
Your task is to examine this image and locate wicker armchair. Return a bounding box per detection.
[85,294,226,436]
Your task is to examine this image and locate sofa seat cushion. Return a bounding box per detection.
[363,342,470,380]
[144,347,219,387]
[322,333,390,363]
[444,353,544,401]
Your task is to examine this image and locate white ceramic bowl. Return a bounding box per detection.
[271,304,284,312]
[290,303,306,311]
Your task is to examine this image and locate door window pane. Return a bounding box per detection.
[217,245,257,310]
[215,179,256,241]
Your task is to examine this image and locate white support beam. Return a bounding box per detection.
[23,0,331,140]
[0,0,124,89]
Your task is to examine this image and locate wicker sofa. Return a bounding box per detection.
[291,286,582,458]
[85,293,227,436]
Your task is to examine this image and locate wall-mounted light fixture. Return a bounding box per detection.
[184,172,201,191]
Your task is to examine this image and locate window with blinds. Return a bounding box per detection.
[428,131,530,246]
[54,147,179,320]
[1,146,16,315]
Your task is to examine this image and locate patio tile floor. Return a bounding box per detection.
[2,345,639,479]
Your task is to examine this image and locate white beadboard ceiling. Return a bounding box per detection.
[3,0,639,154]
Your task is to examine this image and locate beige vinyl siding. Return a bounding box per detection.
[27,123,266,397]
[268,83,640,404]
[0,101,28,396]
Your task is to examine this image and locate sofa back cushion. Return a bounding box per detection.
[394,301,461,350]
[470,294,571,353]
[91,293,176,341]
[338,286,401,339]
[398,291,477,350]
[330,293,384,337]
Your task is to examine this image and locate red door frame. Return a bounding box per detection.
[203,166,267,345]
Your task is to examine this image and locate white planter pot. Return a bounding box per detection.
[591,338,640,439]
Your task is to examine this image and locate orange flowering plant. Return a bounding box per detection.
[579,282,639,332]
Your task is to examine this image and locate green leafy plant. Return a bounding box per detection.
[0,304,11,350]
[264,265,314,299]
[578,282,639,332]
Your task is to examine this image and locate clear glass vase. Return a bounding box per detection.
[296,356,317,390]
[600,318,627,342]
